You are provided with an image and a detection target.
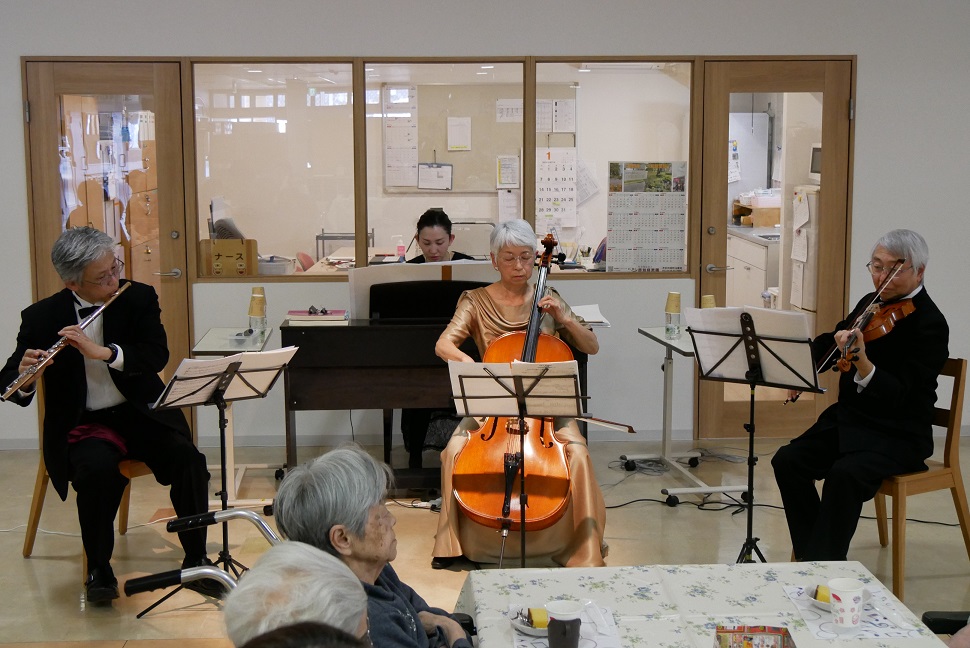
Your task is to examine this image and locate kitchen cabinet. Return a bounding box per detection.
[727,233,768,308]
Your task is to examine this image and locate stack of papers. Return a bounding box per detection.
[572,304,610,327]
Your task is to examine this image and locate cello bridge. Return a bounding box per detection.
[505,419,529,436]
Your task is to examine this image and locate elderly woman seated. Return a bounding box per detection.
[274,446,472,648]
[223,541,368,646]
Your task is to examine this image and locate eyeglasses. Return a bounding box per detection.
[866,260,912,277]
[497,253,536,267]
[307,305,330,315]
[84,259,125,286]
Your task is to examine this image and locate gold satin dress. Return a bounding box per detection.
[432,286,607,567]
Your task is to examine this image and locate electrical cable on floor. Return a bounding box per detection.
[390,498,435,510]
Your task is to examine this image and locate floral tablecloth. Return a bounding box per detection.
[455,561,943,648]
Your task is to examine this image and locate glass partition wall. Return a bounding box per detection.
[193,62,355,276]
[535,61,692,271]
[192,59,692,277]
[363,61,525,264]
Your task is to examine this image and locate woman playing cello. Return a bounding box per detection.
[431,220,606,569]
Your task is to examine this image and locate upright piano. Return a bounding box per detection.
[280,281,588,487]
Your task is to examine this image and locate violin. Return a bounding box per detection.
[814,257,910,374]
[835,298,915,371]
[451,234,572,534]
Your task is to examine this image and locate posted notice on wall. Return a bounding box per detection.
[497,154,520,189]
[447,117,472,151]
[417,163,454,190]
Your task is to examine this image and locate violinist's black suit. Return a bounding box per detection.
[772,287,948,561]
[0,279,209,573]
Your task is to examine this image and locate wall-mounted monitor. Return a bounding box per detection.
[808,143,821,184]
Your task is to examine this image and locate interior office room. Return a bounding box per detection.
[1,0,970,645]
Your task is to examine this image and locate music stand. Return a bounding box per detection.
[135,346,296,616]
[449,360,584,568]
[684,306,821,563]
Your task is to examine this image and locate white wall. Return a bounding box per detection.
[1,1,968,449]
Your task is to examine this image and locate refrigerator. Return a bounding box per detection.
[790,185,819,327]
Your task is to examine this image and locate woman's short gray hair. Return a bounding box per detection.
[490,219,537,256]
[273,445,394,555]
[50,226,116,284]
[223,541,368,646]
[873,229,929,273]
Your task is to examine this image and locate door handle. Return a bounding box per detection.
[705,263,734,273]
[154,268,183,279]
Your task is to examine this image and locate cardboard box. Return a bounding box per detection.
[200,239,258,276]
[749,207,780,228]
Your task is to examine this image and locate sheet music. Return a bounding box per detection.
[684,307,816,390]
[449,361,523,417]
[683,307,748,380]
[154,346,298,408]
[571,304,611,327]
[449,360,582,417]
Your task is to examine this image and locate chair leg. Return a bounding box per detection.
[949,479,970,563]
[890,487,907,601]
[118,480,132,536]
[23,462,49,558]
[874,492,889,547]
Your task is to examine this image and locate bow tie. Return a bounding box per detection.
[78,305,99,318]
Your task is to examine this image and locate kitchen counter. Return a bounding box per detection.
[727,224,782,246]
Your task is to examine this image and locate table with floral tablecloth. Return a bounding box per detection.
[456,561,944,648]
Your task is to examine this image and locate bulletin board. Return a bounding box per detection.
[383,83,575,194]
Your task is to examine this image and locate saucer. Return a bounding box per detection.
[509,605,548,637]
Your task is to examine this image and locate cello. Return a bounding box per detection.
[451,235,572,536]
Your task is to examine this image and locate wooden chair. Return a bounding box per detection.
[23,449,152,579]
[873,357,969,601]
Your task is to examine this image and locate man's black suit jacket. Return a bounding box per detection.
[0,279,189,500]
[808,287,949,464]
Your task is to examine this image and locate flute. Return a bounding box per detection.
[1,282,130,401]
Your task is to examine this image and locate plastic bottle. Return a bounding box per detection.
[394,235,406,262]
[248,287,268,342]
[664,291,681,340]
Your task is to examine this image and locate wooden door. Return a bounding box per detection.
[23,61,189,380]
[698,59,854,439]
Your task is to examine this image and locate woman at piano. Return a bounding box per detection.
[407,209,475,264]
[430,219,606,570]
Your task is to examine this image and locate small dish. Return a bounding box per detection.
[810,596,830,612]
[807,586,870,612]
[509,606,548,637]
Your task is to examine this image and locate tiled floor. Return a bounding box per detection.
[2,435,969,646]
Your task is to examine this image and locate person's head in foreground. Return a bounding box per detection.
[273,445,396,583]
[239,621,368,648]
[223,541,368,646]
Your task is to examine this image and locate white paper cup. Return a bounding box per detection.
[545,599,583,621]
[828,577,866,630]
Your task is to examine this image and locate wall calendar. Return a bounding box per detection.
[606,161,687,272]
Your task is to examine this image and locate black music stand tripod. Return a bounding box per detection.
[687,310,821,563]
[450,360,584,568]
[137,352,289,616]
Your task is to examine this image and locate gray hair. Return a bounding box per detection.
[873,229,929,273]
[51,226,115,284]
[273,445,393,556]
[490,219,537,256]
[223,541,368,646]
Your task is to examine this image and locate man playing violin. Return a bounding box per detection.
[0,227,221,603]
[772,229,949,561]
